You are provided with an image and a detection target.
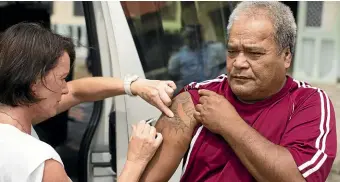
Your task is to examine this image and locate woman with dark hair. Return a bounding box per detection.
[0,22,175,181]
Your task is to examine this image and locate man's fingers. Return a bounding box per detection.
[154,133,163,147]
[195,104,203,112]
[198,89,214,96]
[193,111,202,122]
[194,105,204,122]
[198,96,209,104]
[166,81,177,90]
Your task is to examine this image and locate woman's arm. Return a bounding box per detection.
[58,77,176,116]
[119,161,147,182]
[33,77,176,124]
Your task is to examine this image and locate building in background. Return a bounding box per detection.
[51,1,87,58]
[293,1,340,84]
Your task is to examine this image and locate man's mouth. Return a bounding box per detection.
[232,75,251,79]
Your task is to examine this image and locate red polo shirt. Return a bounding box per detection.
[179,74,337,182]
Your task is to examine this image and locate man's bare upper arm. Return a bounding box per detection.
[140,91,198,182]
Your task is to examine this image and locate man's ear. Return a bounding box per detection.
[282,47,292,69]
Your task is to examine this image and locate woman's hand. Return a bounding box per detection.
[119,120,163,182]
[127,120,163,166]
[131,78,177,117]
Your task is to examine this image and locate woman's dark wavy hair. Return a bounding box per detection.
[0,22,75,106]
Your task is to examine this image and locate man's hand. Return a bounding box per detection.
[194,89,306,182]
[131,78,177,117]
[194,89,242,134]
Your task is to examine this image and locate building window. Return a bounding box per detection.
[73,1,84,16]
[306,1,323,27]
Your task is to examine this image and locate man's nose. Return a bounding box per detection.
[233,53,249,69]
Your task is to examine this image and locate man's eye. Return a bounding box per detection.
[248,52,265,58]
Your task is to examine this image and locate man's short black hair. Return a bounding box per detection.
[0,22,75,107]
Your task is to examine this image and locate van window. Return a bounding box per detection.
[121,1,234,92]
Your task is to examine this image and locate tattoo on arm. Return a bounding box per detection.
[139,92,197,181]
[157,92,197,138]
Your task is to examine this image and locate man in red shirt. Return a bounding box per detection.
[139,2,337,182]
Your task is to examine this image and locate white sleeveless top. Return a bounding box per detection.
[0,124,66,182]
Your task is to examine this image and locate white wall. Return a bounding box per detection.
[51,1,85,25]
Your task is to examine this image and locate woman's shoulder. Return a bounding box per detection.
[0,124,63,181]
[0,124,62,162]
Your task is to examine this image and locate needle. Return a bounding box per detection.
[146,118,156,125]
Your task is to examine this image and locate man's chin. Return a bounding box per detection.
[230,85,255,99]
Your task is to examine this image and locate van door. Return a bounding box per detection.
[113,1,229,181]
[104,1,183,181]
[78,2,116,182]
[78,2,170,182]
[83,1,230,182]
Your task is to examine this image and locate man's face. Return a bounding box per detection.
[226,14,291,101]
[31,52,70,122]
